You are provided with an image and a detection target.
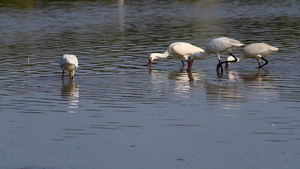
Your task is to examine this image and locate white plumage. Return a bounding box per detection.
[188,37,244,71]
[60,54,78,79]
[226,43,279,68]
[148,42,204,69]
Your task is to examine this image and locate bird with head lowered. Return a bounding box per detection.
[187,37,244,73]
[224,43,279,69]
[148,42,204,70]
[60,54,78,79]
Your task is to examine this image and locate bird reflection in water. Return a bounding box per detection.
[237,69,279,102]
[149,68,203,99]
[205,81,243,108]
[209,68,278,109]
[61,79,79,113]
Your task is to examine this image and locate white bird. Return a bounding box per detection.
[148,42,204,70]
[60,54,78,79]
[187,37,244,71]
[225,43,279,69]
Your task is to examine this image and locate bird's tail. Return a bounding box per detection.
[227,37,244,47]
[270,46,279,52]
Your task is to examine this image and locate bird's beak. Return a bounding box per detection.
[187,59,194,71]
[69,71,74,79]
[148,58,152,70]
[188,70,194,82]
[225,62,229,70]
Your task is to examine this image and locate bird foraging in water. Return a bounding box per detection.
[60,54,78,79]
[225,43,279,69]
[187,37,244,72]
[148,42,204,70]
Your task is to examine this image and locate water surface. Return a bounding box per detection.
[0,0,300,169]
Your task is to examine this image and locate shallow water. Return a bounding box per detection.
[0,0,300,169]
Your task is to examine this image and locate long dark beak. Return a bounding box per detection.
[148,58,152,70]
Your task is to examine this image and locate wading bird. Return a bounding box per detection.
[187,37,244,72]
[225,43,279,69]
[148,42,204,70]
[60,54,78,79]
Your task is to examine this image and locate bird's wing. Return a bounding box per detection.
[265,43,279,52]
[60,55,67,67]
[245,43,278,56]
[206,38,231,53]
[223,37,244,47]
[172,43,204,57]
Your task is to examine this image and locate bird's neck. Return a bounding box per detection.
[193,51,209,60]
[230,56,244,63]
[155,51,169,59]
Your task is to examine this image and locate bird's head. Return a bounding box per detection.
[225,56,239,69]
[148,53,159,69]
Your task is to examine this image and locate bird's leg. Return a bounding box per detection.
[216,62,224,75]
[61,70,64,80]
[181,60,185,67]
[185,60,191,69]
[257,57,263,68]
[217,53,238,72]
[217,53,221,63]
[258,57,268,68]
[216,53,238,74]
[216,53,224,74]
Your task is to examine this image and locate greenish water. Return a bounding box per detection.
[0,0,299,169]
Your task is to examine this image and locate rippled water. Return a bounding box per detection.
[0,0,300,169]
